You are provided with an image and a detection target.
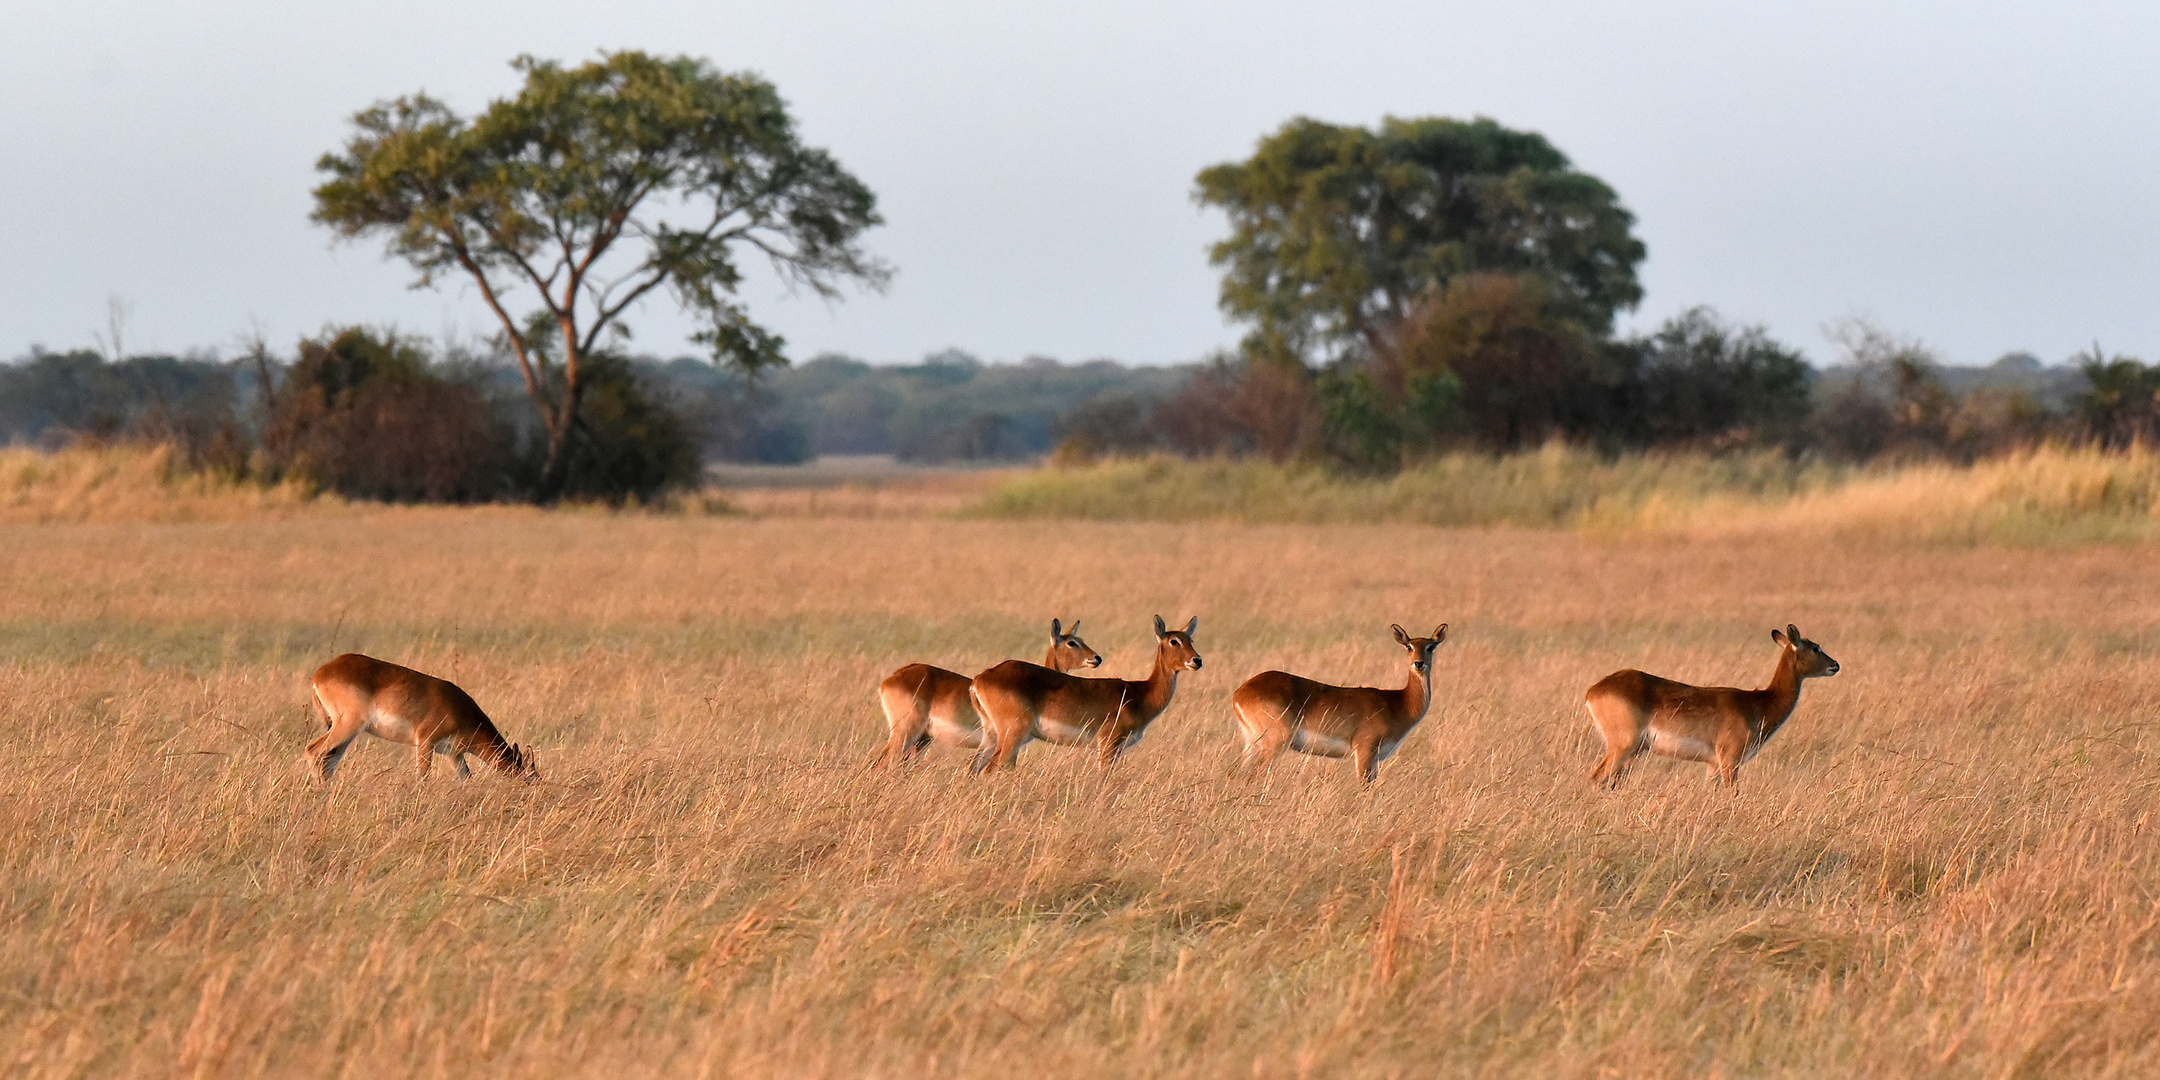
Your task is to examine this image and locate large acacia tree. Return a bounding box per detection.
[1195,116,1645,367]
[313,51,888,501]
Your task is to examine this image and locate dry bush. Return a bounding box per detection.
[1152,357,1321,463]
[2,506,2159,1077]
[260,328,508,503]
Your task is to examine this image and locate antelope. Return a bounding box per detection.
[1583,624,1839,789]
[304,653,537,781]
[970,615,1202,772]
[1231,623,1446,784]
[874,618,1103,766]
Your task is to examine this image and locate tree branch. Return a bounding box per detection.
[447,237,547,421]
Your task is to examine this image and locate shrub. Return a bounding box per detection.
[2075,347,2160,448]
[262,327,508,502]
[1623,307,1812,448]
[1151,356,1320,462]
[1796,321,2062,463]
[1387,272,1612,451]
[1050,394,1161,464]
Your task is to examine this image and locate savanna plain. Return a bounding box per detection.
[5,456,2160,1078]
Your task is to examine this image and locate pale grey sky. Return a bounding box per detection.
[4,0,2157,367]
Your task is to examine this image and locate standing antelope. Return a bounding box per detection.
[970,615,1202,772]
[1231,623,1447,784]
[874,618,1103,766]
[1583,624,1839,789]
[304,653,536,781]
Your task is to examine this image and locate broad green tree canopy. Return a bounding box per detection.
[1195,116,1645,365]
[312,51,887,500]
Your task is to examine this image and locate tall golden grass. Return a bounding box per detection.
[978,444,2160,544]
[3,446,2159,1076]
[0,444,323,524]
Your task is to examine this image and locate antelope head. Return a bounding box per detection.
[1391,623,1447,674]
[1772,624,1840,679]
[497,742,540,780]
[1153,615,1203,671]
[1050,618,1104,669]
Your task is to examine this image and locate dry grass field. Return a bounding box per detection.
[5,449,2160,1077]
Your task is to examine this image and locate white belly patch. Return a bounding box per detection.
[365,709,416,743]
[1037,718,1092,745]
[1647,728,1715,762]
[1289,730,1351,758]
[930,715,983,748]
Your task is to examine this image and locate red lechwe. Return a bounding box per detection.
[1583,623,1839,788]
[969,615,1202,772]
[304,653,536,781]
[873,618,1102,766]
[1230,623,1446,784]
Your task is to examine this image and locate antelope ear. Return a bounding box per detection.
[1787,623,1802,643]
[1066,619,1079,635]
[1154,615,1168,638]
[1432,624,1447,643]
[1772,628,1789,646]
[1183,616,1198,636]
[1051,618,1063,639]
[1392,624,1412,647]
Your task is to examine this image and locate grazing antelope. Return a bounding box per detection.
[874,618,1103,766]
[1231,623,1447,784]
[970,615,1202,772]
[304,653,536,781]
[1584,624,1839,789]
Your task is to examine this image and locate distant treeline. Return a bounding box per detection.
[0,333,1195,499]
[541,318,2160,472]
[5,315,2157,503]
[1035,310,2149,471]
[660,349,1191,465]
[0,332,697,503]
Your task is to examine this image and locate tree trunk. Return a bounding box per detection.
[531,355,587,504]
[534,429,570,504]
[532,383,583,504]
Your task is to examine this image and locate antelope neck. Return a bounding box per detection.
[1754,648,1805,739]
[1391,659,1433,724]
[1129,645,1183,718]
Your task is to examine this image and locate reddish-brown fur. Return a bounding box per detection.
[304,653,536,781]
[1584,624,1838,788]
[1232,623,1445,784]
[970,616,1201,772]
[874,619,1102,766]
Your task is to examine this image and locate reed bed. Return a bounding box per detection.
[977,445,2160,544]
[0,445,323,524]
[3,497,2158,1077]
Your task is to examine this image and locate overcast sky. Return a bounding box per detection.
[5,1,2157,369]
